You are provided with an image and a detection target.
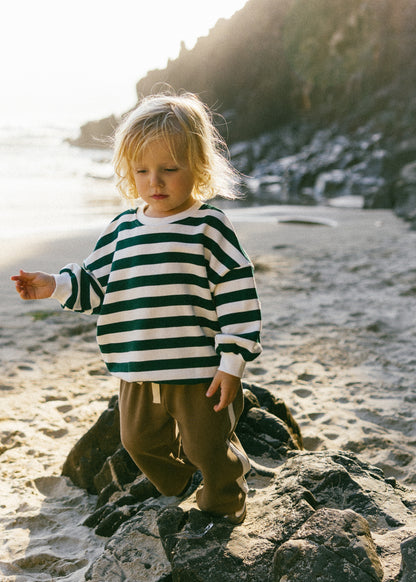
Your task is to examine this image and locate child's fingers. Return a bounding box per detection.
[213,393,228,412]
[206,377,220,397]
[11,269,30,282]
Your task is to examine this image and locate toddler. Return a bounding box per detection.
[11,92,262,524]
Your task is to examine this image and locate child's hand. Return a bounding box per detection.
[206,371,241,412]
[11,270,56,300]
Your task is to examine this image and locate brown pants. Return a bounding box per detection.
[119,380,250,515]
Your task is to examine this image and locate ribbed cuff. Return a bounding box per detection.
[51,272,72,304]
[218,352,246,378]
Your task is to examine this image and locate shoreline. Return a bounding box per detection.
[1,204,416,580]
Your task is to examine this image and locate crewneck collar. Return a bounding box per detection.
[136,201,202,225]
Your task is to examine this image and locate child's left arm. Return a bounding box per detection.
[206,370,241,412]
[205,210,262,411]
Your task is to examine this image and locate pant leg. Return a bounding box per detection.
[119,380,197,496]
[163,382,250,515]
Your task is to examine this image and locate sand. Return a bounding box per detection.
[1,205,416,581]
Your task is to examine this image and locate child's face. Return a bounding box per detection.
[131,138,195,218]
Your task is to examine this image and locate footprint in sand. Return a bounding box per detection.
[39,427,68,438]
[249,367,269,376]
[293,388,313,398]
[324,433,340,441]
[56,405,73,414]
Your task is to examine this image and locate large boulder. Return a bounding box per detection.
[82,450,416,582]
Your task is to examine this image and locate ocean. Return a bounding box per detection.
[0,123,124,240]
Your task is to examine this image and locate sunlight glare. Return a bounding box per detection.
[1,0,248,126]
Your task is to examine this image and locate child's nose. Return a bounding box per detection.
[149,171,163,187]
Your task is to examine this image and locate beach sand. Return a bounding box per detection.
[1,205,416,580]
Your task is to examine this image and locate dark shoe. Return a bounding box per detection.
[178,471,203,497]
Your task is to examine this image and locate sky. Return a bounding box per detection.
[1,0,248,128]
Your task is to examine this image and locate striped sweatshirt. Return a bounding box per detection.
[52,202,262,383]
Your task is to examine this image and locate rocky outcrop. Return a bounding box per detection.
[66,115,119,149]
[231,111,416,225]
[232,123,391,210]
[62,383,416,581]
[80,450,416,581]
[393,161,416,229]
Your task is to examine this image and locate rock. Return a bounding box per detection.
[62,395,121,493]
[273,508,383,581]
[232,122,399,211]
[399,536,416,582]
[66,115,119,149]
[153,451,414,581]
[85,505,172,582]
[62,386,416,581]
[393,161,416,225]
[314,169,349,201]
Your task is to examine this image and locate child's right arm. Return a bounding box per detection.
[11,270,56,300]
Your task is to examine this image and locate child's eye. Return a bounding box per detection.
[165,167,178,172]
[135,169,146,174]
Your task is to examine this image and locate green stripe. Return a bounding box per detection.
[100,293,214,316]
[61,269,79,310]
[87,251,115,273]
[219,265,254,283]
[97,315,221,336]
[80,269,92,312]
[107,272,209,293]
[100,335,214,354]
[115,231,203,251]
[111,251,207,272]
[216,343,260,362]
[94,210,137,251]
[214,287,258,307]
[218,309,262,327]
[107,355,220,374]
[180,209,235,240]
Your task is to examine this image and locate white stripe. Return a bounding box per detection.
[215,298,259,319]
[227,403,236,429]
[151,383,161,404]
[229,439,251,477]
[98,304,218,326]
[98,326,215,344]
[227,402,251,482]
[104,283,212,304]
[116,365,219,383]
[103,345,216,364]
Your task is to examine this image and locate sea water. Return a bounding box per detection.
[0,123,124,239]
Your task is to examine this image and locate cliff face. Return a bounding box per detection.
[134,0,416,142]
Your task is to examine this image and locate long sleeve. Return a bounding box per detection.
[203,212,262,377]
[51,211,132,314]
[214,264,262,376]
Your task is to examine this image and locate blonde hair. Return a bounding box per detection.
[112,91,240,202]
